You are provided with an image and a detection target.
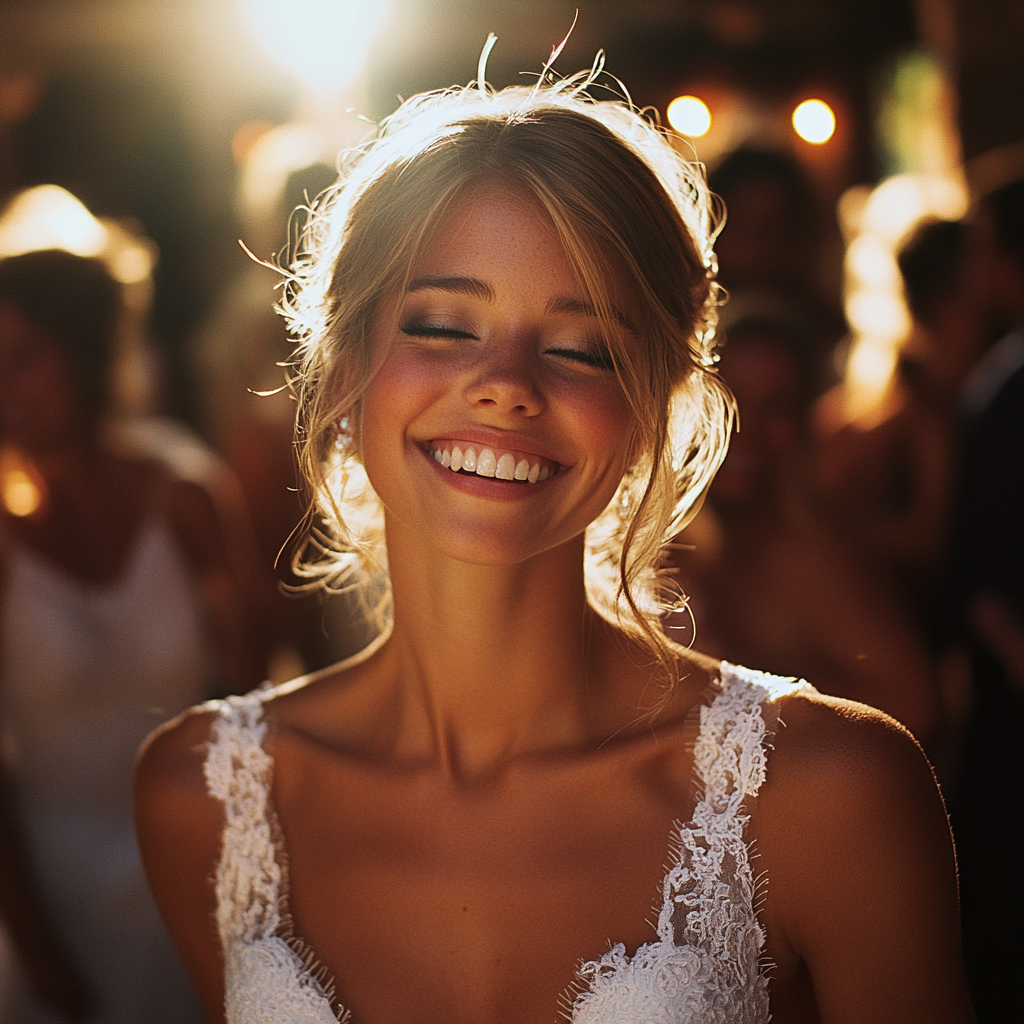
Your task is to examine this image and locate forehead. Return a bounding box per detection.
[413,187,571,277]
[407,185,640,322]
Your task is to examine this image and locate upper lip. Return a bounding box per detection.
[419,428,567,467]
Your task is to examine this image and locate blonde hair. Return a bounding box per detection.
[280,55,732,678]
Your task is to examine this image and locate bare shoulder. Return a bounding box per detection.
[761,687,942,818]
[756,688,950,877]
[135,701,223,806]
[754,689,974,1023]
[134,704,228,1023]
[134,702,225,907]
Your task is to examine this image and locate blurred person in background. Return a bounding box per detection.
[709,148,845,360]
[0,249,269,1022]
[944,176,1024,1023]
[665,301,939,745]
[811,219,978,642]
[193,131,376,678]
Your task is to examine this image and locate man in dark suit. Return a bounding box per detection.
[946,176,1024,1024]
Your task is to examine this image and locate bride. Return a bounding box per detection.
[135,56,974,1024]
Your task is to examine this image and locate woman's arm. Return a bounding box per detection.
[758,693,975,1024]
[134,708,227,1024]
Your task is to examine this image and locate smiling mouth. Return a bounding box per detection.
[428,443,561,483]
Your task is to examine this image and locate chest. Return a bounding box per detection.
[271,742,696,1024]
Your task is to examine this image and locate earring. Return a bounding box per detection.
[335,416,353,452]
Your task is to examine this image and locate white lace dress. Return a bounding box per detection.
[203,662,809,1024]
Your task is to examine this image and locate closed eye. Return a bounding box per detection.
[400,323,477,341]
[547,347,616,371]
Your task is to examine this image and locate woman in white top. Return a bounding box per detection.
[137,56,974,1024]
[0,248,269,1022]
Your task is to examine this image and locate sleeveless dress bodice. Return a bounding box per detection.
[0,515,213,1023]
[204,663,810,1024]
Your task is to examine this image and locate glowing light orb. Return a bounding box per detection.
[0,185,107,259]
[238,0,391,95]
[667,96,712,138]
[0,450,43,519]
[792,99,835,144]
[1,471,40,518]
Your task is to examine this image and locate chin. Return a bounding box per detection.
[431,528,568,568]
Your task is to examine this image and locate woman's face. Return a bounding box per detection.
[0,300,83,452]
[358,187,640,566]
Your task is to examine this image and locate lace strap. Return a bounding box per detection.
[203,692,282,951]
[658,664,807,955]
[703,662,810,806]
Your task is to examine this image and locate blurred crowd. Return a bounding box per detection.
[0,96,1021,1024]
[665,156,1023,1023]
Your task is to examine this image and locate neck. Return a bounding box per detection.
[382,514,609,779]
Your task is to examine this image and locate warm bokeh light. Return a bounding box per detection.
[238,0,391,95]
[0,449,43,518]
[237,123,329,229]
[845,335,899,398]
[846,235,900,290]
[667,96,712,138]
[0,185,156,285]
[792,99,835,144]
[0,185,107,258]
[846,290,910,338]
[860,174,967,242]
[837,171,968,421]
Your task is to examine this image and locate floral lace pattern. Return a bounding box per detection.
[204,665,807,1024]
[204,693,344,1024]
[570,662,807,1023]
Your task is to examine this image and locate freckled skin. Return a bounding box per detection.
[359,190,637,568]
[137,190,975,1024]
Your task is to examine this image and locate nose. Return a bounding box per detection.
[463,337,545,417]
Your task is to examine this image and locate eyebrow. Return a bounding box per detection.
[405,276,636,332]
[406,276,494,300]
[545,296,636,332]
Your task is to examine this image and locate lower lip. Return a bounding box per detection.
[423,448,560,502]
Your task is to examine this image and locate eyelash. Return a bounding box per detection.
[400,323,476,340]
[399,322,616,372]
[547,347,616,371]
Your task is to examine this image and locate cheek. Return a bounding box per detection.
[560,378,636,478]
[357,348,447,490]
[590,376,635,439]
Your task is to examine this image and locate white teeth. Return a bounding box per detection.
[433,444,557,483]
[476,448,496,477]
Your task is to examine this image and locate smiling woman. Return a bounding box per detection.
[359,189,639,569]
[135,47,975,1024]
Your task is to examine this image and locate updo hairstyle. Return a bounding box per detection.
[280,56,732,676]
